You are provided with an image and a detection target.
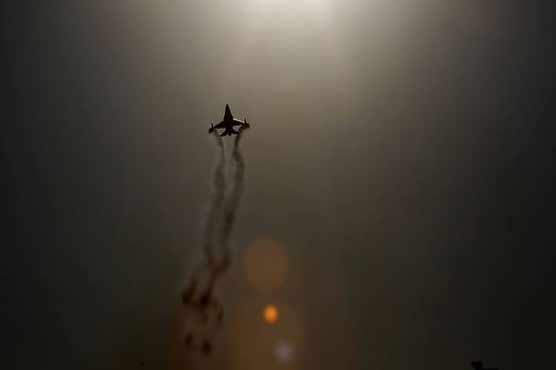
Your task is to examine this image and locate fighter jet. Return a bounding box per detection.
[208,104,250,136]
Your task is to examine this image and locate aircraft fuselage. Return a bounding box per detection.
[208,104,250,136]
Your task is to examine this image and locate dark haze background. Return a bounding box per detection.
[4,1,555,369]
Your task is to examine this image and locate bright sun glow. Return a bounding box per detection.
[247,0,333,26]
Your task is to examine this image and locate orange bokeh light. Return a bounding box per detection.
[263,305,279,324]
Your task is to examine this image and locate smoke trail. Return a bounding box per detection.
[202,131,246,285]
[202,133,226,265]
[179,130,247,355]
[217,132,245,262]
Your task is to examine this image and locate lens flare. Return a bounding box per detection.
[244,238,289,292]
[274,340,294,363]
[263,305,279,324]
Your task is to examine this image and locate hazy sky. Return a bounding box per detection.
[4,1,555,369]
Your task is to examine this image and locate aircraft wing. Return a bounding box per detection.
[213,121,226,129]
[232,119,246,126]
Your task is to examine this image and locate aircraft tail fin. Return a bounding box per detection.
[224,104,233,120]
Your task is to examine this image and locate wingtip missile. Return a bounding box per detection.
[242,118,250,130]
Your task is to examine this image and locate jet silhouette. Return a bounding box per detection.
[208,104,250,136]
